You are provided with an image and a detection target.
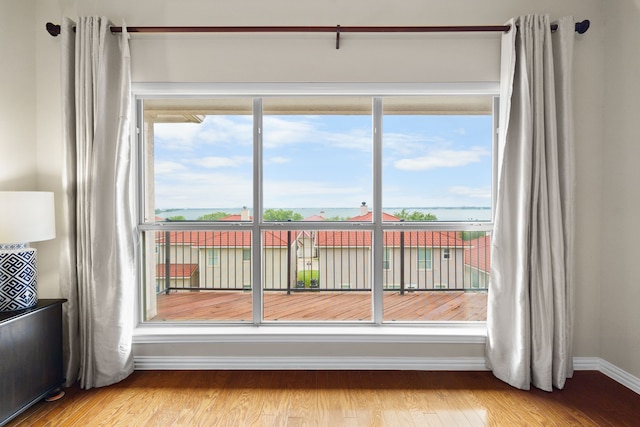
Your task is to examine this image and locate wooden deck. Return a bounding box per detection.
[151,290,487,322]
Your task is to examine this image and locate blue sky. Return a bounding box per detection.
[153,113,492,210]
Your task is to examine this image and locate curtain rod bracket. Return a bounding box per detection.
[47,22,61,37]
[575,19,590,34]
[336,25,341,49]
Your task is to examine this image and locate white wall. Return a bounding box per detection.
[0,0,37,190]
[14,0,612,369]
[601,1,640,379]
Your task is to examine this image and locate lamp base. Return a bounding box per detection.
[0,244,38,311]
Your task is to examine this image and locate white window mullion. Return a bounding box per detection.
[492,96,500,224]
[252,98,263,325]
[372,97,383,325]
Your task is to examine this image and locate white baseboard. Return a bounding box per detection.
[597,358,640,395]
[135,356,489,371]
[572,357,640,394]
[134,355,640,395]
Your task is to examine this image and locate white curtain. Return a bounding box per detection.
[486,15,575,391]
[60,17,136,389]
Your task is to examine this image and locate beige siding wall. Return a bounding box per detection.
[383,247,466,290]
[318,248,371,290]
[199,248,252,289]
[263,248,290,290]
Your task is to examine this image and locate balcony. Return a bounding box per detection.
[146,229,490,322]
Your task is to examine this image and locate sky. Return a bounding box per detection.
[153,111,493,211]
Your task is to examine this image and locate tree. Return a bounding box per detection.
[459,230,487,241]
[197,212,231,221]
[166,215,186,221]
[393,209,438,221]
[263,209,303,221]
[324,215,349,221]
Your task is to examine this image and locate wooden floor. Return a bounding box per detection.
[151,291,487,322]
[7,370,639,426]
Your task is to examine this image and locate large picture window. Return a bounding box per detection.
[137,85,495,324]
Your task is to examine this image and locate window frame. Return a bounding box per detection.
[134,82,498,329]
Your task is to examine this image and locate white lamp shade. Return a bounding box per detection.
[0,191,56,244]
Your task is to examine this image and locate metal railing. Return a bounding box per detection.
[152,229,491,295]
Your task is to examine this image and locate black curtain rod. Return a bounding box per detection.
[45,20,590,49]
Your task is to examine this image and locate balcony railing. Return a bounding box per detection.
[151,229,491,295]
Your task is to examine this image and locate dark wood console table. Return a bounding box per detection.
[0,299,66,426]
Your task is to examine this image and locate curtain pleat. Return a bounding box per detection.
[60,16,135,389]
[486,15,575,391]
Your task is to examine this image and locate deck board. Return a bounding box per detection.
[151,290,487,322]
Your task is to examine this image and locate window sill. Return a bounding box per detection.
[133,322,487,345]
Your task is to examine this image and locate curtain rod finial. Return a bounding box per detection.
[46,22,61,37]
[575,19,590,34]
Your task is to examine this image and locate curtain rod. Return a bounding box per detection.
[45,20,590,49]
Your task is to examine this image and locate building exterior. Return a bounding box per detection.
[155,211,483,293]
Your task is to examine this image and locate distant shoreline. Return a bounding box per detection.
[156,207,492,222]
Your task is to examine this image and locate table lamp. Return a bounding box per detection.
[0,191,55,311]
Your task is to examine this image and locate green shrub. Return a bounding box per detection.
[297,270,319,287]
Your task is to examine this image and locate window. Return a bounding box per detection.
[207,249,219,267]
[418,248,432,270]
[137,85,495,324]
[383,248,391,270]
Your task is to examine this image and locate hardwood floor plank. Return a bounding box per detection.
[6,370,639,427]
[344,371,383,427]
[286,371,317,423]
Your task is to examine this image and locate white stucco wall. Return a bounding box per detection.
[2,0,619,372]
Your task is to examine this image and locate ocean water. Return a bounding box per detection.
[156,207,492,222]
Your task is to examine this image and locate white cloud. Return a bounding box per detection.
[153,123,201,149]
[449,186,492,199]
[394,147,489,171]
[197,116,253,146]
[154,160,188,174]
[263,116,371,152]
[264,180,367,208]
[155,171,252,208]
[190,156,252,169]
[266,180,363,196]
[262,117,318,148]
[266,156,291,164]
[154,116,253,150]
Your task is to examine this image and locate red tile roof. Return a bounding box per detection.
[348,212,401,222]
[219,214,252,221]
[315,230,467,248]
[156,263,198,278]
[155,230,288,247]
[464,234,492,272]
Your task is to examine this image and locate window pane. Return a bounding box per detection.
[262,229,372,321]
[145,98,253,222]
[382,230,490,321]
[382,97,493,222]
[143,230,253,322]
[262,97,372,221]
